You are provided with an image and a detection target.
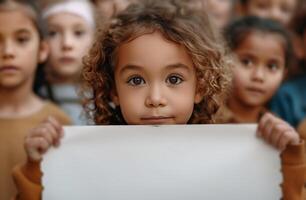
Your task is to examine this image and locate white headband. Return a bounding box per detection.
[43,1,95,27]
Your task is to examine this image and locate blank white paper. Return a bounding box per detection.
[42,124,282,200]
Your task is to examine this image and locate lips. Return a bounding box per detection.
[59,57,75,64]
[141,116,174,124]
[0,65,19,72]
[246,87,265,94]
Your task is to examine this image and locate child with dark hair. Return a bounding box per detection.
[12,1,305,199]
[220,16,293,123]
[0,0,71,199]
[219,16,305,199]
[238,0,300,26]
[269,2,306,138]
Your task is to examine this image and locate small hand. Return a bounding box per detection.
[25,116,64,162]
[257,113,299,151]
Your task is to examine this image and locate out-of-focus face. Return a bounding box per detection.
[244,0,297,25]
[231,32,286,108]
[94,0,136,18]
[205,0,233,29]
[113,31,202,125]
[47,13,94,82]
[0,10,47,89]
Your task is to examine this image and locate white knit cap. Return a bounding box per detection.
[43,1,95,27]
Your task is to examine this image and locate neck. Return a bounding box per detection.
[227,98,263,123]
[0,82,43,118]
[47,72,80,84]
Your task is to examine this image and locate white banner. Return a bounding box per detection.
[42,124,282,200]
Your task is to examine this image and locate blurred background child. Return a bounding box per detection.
[40,0,96,125]
[237,0,299,26]
[219,16,293,124]
[0,0,71,199]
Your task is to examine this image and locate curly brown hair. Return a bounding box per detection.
[82,0,232,125]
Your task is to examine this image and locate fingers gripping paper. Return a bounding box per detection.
[42,125,282,200]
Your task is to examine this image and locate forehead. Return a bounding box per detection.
[236,32,285,57]
[0,9,38,34]
[116,31,193,69]
[47,12,89,27]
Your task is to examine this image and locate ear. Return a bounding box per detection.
[194,91,203,104]
[38,41,49,64]
[110,87,120,106]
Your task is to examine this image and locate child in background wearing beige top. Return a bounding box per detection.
[0,1,71,199]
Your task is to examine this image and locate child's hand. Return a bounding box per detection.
[257,113,300,151]
[25,116,64,162]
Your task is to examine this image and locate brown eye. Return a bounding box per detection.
[127,76,145,86]
[267,62,279,72]
[74,30,85,37]
[48,30,58,37]
[166,75,183,85]
[240,58,253,68]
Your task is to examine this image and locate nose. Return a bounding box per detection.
[251,66,265,82]
[1,40,15,60]
[62,32,73,51]
[145,84,167,108]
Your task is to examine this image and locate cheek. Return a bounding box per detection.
[266,74,283,95]
[232,67,248,86]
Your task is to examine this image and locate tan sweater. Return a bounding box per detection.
[0,102,71,200]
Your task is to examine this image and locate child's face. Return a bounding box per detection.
[0,10,47,89]
[244,0,297,25]
[232,32,286,107]
[205,0,233,29]
[112,31,202,125]
[47,13,94,81]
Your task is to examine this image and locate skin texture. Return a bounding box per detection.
[113,31,202,125]
[243,0,298,25]
[46,12,94,83]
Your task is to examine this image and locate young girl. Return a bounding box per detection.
[238,0,299,26]
[0,0,71,199]
[39,0,96,125]
[219,16,293,124]
[13,1,305,199]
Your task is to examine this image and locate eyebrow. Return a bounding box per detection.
[16,29,31,35]
[119,63,192,75]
